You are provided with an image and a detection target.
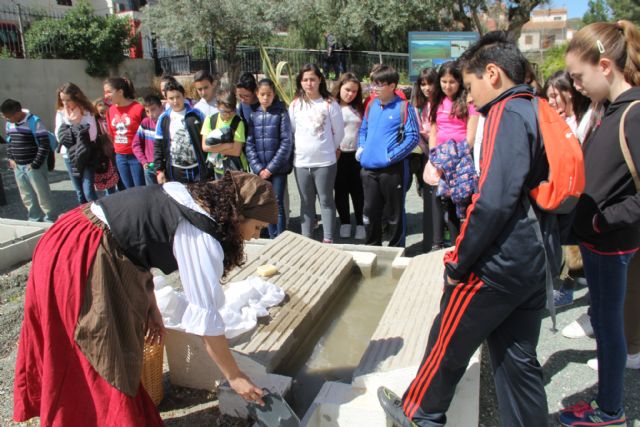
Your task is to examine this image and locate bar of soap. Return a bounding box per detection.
[256,264,278,277]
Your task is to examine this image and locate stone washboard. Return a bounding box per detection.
[227,231,354,372]
[353,250,444,382]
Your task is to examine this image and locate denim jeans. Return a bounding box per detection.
[580,244,635,413]
[14,163,57,222]
[115,153,145,189]
[63,157,97,204]
[144,168,157,186]
[267,174,287,238]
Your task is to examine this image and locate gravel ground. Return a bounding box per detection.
[2,145,639,426]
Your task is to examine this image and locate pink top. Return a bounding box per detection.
[435,97,478,146]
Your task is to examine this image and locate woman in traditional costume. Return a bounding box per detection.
[14,171,276,426]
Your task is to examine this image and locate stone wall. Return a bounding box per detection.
[0,58,156,131]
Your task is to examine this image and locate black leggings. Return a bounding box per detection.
[426,188,459,248]
[334,151,364,225]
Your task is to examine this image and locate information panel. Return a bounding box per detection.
[408,31,480,81]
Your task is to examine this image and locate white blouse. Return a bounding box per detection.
[288,97,345,167]
[91,181,227,336]
[339,105,362,152]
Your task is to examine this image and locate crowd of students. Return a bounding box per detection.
[3,19,640,427]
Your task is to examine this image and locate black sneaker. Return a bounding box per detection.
[377,386,418,427]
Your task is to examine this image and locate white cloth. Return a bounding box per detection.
[289,97,345,167]
[54,110,98,157]
[91,182,228,337]
[194,98,219,118]
[218,276,285,339]
[339,105,362,152]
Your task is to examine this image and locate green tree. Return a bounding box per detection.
[24,0,132,76]
[143,0,273,82]
[539,43,567,80]
[607,0,640,23]
[583,0,611,24]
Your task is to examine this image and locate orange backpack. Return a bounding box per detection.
[507,94,585,214]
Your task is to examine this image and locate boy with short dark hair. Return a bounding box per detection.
[154,81,207,184]
[133,94,163,185]
[1,99,57,222]
[193,70,219,117]
[357,64,419,247]
[378,31,559,427]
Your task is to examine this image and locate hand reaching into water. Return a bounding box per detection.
[229,373,264,405]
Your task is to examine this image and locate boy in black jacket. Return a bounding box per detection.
[378,32,560,427]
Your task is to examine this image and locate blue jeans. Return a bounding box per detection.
[63,157,97,204]
[267,174,287,238]
[144,168,157,186]
[580,244,635,413]
[14,164,57,222]
[115,153,145,189]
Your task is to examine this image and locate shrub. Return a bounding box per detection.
[25,0,132,77]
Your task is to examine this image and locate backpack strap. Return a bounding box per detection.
[209,113,219,133]
[523,192,557,332]
[619,100,640,192]
[27,114,41,147]
[229,115,242,138]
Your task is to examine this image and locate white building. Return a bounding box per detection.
[518,8,574,52]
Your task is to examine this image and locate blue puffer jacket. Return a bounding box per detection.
[245,100,293,175]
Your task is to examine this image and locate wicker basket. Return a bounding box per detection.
[141,342,164,406]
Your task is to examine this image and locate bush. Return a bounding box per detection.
[539,43,567,81]
[25,0,132,77]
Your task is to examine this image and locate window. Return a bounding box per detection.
[57,0,72,5]
[525,35,533,45]
[553,16,562,20]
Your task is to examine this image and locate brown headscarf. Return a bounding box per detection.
[227,171,278,224]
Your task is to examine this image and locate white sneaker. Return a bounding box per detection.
[587,357,598,371]
[626,352,640,369]
[562,313,594,339]
[355,225,366,240]
[339,224,351,238]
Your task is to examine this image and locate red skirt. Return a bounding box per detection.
[13,206,164,426]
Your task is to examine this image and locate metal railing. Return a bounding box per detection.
[0,3,67,58]
[154,43,410,80]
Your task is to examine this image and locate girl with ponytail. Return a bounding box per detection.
[103,77,146,188]
[560,20,640,427]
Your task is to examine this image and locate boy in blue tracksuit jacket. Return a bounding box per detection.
[357,65,419,247]
[377,32,561,427]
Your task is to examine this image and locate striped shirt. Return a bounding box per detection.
[132,117,157,165]
[5,110,50,169]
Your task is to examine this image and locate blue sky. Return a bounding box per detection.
[547,0,590,18]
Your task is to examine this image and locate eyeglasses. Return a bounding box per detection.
[370,83,389,90]
[218,108,234,114]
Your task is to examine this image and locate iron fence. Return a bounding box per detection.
[154,43,409,81]
[0,3,67,58]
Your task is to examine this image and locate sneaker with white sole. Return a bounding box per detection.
[355,225,366,240]
[562,313,594,339]
[588,353,640,371]
[339,224,351,238]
